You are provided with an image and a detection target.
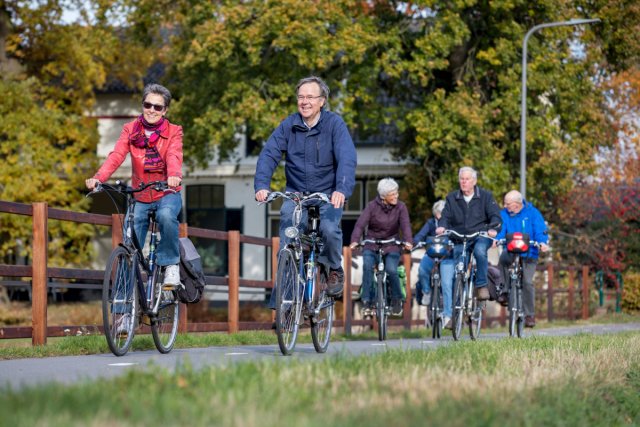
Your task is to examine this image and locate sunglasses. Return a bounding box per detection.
[142,102,166,112]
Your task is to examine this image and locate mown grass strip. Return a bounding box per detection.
[1,332,639,427]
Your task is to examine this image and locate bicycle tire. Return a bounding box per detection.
[376,273,387,341]
[452,274,465,341]
[102,247,137,356]
[469,295,482,340]
[275,249,301,355]
[430,276,442,339]
[515,282,524,338]
[151,267,180,353]
[508,280,518,337]
[311,266,334,353]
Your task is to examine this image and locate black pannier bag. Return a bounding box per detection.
[177,237,206,304]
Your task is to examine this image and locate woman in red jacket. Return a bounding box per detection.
[85,83,183,287]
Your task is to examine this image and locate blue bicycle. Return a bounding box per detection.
[262,191,336,355]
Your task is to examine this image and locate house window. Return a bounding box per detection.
[186,185,243,276]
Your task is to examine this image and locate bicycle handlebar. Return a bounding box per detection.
[87,180,175,197]
[495,239,547,249]
[259,191,331,205]
[354,238,408,248]
[440,229,494,240]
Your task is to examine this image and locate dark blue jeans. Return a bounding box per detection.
[361,250,402,303]
[131,192,182,266]
[449,236,492,287]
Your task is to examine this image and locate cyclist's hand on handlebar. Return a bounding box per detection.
[435,226,445,235]
[540,243,550,252]
[403,242,413,251]
[487,229,497,238]
[255,189,269,202]
[85,178,100,190]
[167,176,181,188]
[330,191,345,209]
[349,242,359,250]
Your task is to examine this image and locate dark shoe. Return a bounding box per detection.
[391,299,403,316]
[327,267,344,297]
[271,322,277,330]
[525,316,536,328]
[361,301,374,317]
[497,293,509,306]
[476,286,490,301]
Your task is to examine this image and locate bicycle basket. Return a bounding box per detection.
[426,236,452,258]
[506,232,530,253]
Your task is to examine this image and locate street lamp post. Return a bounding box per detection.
[520,18,600,199]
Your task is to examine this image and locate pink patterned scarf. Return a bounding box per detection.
[129,115,167,173]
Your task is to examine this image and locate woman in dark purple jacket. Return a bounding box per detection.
[349,178,413,316]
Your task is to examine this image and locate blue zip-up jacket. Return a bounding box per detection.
[496,200,549,259]
[254,111,357,198]
[414,217,438,243]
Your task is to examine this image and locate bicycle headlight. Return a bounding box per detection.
[284,227,299,239]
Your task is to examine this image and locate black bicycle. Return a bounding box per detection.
[444,230,493,341]
[413,236,453,339]
[353,239,408,341]
[262,191,336,355]
[496,233,544,338]
[88,180,180,356]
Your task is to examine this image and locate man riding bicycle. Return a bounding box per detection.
[436,167,502,323]
[495,190,549,328]
[255,76,357,306]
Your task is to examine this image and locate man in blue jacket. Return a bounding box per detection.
[496,190,549,327]
[436,167,502,315]
[255,76,357,303]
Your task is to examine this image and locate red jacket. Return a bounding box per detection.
[93,119,183,202]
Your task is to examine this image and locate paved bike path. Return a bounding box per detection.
[1,322,638,390]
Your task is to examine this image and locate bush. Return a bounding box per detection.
[622,271,640,313]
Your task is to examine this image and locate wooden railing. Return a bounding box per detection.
[0,201,595,346]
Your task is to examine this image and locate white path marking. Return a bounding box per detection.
[108,363,138,367]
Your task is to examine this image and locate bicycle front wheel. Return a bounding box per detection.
[452,275,465,341]
[376,273,387,341]
[469,294,483,340]
[276,249,301,355]
[508,281,518,337]
[151,269,180,353]
[432,277,444,339]
[311,266,334,353]
[102,247,137,356]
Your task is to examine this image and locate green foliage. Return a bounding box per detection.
[1,1,153,266]
[122,0,640,234]
[622,272,640,313]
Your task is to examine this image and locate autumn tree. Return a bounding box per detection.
[0,1,151,265]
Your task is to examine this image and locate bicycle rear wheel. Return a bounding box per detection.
[311,266,334,353]
[469,294,483,340]
[275,249,301,355]
[452,275,465,341]
[102,247,137,356]
[430,276,442,339]
[376,273,387,341]
[151,268,180,353]
[508,281,517,337]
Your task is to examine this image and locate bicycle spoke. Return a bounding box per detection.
[276,249,300,355]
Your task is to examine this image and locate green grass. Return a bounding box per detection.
[0,312,638,360]
[1,332,639,426]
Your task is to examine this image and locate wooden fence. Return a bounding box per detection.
[0,201,595,346]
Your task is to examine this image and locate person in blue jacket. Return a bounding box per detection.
[495,190,550,327]
[414,199,446,306]
[255,76,357,304]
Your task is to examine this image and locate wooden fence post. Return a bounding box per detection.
[547,264,554,322]
[582,266,590,319]
[111,214,123,249]
[32,202,48,346]
[403,253,412,330]
[568,267,575,320]
[271,237,279,324]
[228,231,240,334]
[178,223,188,333]
[343,246,352,336]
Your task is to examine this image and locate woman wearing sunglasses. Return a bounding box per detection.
[85,83,183,288]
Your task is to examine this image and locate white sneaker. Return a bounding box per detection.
[443,316,452,329]
[163,264,180,288]
[421,292,431,306]
[115,313,132,335]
